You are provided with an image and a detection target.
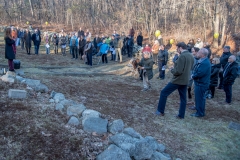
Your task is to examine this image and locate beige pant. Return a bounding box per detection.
[143,70,151,89]
[115,48,122,62]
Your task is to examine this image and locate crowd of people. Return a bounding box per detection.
[3,25,240,119]
[7,26,143,66]
[154,42,239,119]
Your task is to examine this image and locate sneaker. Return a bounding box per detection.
[154,111,164,116]
[141,88,148,91]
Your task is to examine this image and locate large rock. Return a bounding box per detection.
[123,127,143,139]
[6,71,16,78]
[16,76,24,82]
[109,133,139,155]
[96,144,131,160]
[82,109,101,118]
[1,75,15,83]
[53,93,65,103]
[59,99,77,107]
[108,119,124,134]
[50,90,57,98]
[132,136,159,160]
[67,116,80,126]
[33,83,49,93]
[23,78,41,87]
[157,143,166,152]
[55,103,64,111]
[150,152,171,160]
[82,117,108,134]
[67,104,86,117]
[8,89,27,99]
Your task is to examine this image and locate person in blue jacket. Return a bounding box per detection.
[191,48,211,117]
[98,39,109,64]
[31,29,41,55]
[70,33,78,59]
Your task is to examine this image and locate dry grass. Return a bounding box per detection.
[0,31,240,159]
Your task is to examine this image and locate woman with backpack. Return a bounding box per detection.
[4,28,16,72]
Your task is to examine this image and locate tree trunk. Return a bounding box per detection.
[28,0,34,17]
[213,0,220,48]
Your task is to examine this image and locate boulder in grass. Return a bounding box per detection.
[67,104,86,117]
[67,116,80,126]
[108,119,124,134]
[123,127,143,139]
[82,117,108,134]
[53,93,65,103]
[33,83,49,93]
[96,144,131,160]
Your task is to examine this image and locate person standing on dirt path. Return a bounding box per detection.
[154,42,194,119]
[78,27,84,38]
[84,37,93,66]
[136,32,143,47]
[24,29,32,55]
[218,46,232,89]
[4,28,16,72]
[190,48,211,117]
[59,33,67,56]
[31,29,41,55]
[222,55,239,105]
[157,45,168,80]
[70,33,78,59]
[138,51,154,91]
[51,33,59,54]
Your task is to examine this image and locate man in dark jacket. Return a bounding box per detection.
[191,48,211,117]
[222,55,239,104]
[136,32,143,47]
[155,42,194,119]
[93,35,101,52]
[127,36,134,58]
[52,34,59,54]
[218,46,232,89]
[79,35,86,60]
[157,45,168,79]
[78,27,84,37]
[31,29,41,55]
[24,29,32,55]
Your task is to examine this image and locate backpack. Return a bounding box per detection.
[71,38,76,47]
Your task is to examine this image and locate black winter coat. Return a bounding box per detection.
[93,37,101,49]
[138,58,154,80]
[210,63,221,86]
[52,36,59,45]
[137,35,143,46]
[220,52,232,68]
[79,39,86,49]
[204,46,212,59]
[223,62,239,85]
[5,37,15,60]
[24,32,32,47]
[32,33,41,46]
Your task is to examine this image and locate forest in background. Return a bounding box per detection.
[0,0,240,51]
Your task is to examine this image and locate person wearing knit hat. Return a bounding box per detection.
[138,51,154,91]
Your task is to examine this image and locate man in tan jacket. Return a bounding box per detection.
[155,42,194,119]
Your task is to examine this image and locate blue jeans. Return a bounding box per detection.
[194,85,208,116]
[158,61,166,79]
[34,45,40,55]
[223,84,232,103]
[157,82,187,118]
[46,47,50,54]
